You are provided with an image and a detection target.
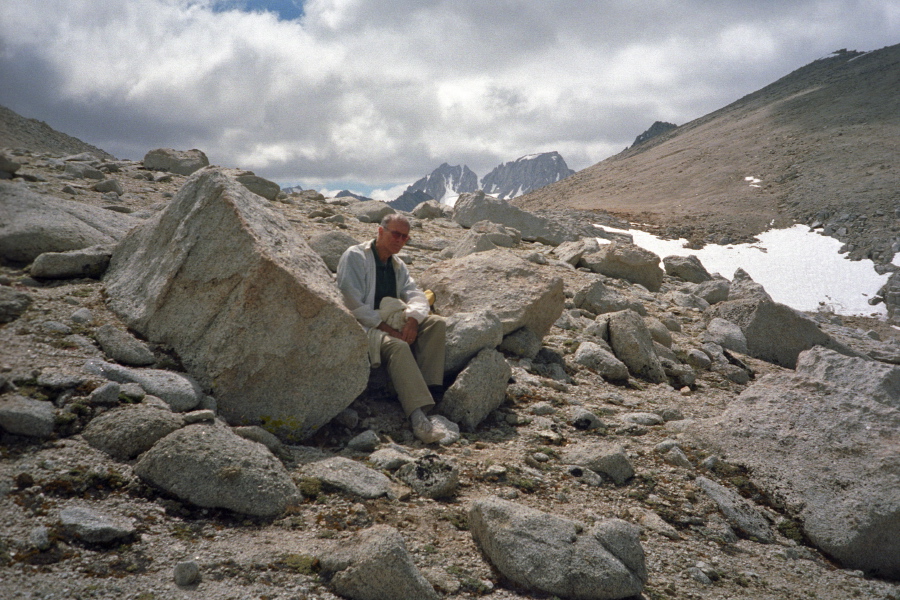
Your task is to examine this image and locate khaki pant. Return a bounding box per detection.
[380,315,446,416]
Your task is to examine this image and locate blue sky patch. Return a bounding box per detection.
[212,0,304,21]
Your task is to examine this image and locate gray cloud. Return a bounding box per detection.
[1,0,896,192]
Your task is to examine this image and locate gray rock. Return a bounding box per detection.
[563,443,635,485]
[795,346,900,407]
[87,381,120,405]
[571,408,606,431]
[444,311,504,372]
[143,148,209,176]
[705,298,854,368]
[0,153,21,176]
[553,238,600,266]
[174,560,201,586]
[64,162,104,179]
[30,245,112,279]
[702,317,748,354]
[607,309,666,383]
[368,446,416,471]
[84,360,202,412]
[0,395,55,438]
[644,316,673,347]
[233,425,285,456]
[728,268,773,302]
[396,454,459,498]
[573,341,630,382]
[71,307,94,324]
[29,526,52,551]
[663,254,712,283]
[319,525,439,600]
[695,476,773,543]
[686,348,712,370]
[93,179,124,195]
[347,200,395,223]
[695,278,730,304]
[447,229,500,258]
[452,191,582,246]
[419,249,564,339]
[438,348,511,431]
[303,456,393,499]
[574,279,646,315]
[182,409,215,424]
[135,423,299,517]
[663,290,711,311]
[94,324,156,366]
[622,412,664,426]
[0,286,32,323]
[103,169,369,440]
[469,496,647,599]
[411,200,447,219]
[229,170,280,201]
[581,242,664,292]
[308,231,360,273]
[82,403,183,460]
[59,506,136,544]
[689,347,900,578]
[499,326,543,359]
[0,182,136,263]
[347,430,381,453]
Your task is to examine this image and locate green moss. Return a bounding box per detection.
[777,519,806,544]
[297,477,322,500]
[274,553,319,575]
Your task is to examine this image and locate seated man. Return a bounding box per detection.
[336,214,446,443]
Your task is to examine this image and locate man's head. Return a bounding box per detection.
[375,213,411,259]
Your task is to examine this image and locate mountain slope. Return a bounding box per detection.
[0,105,116,160]
[515,45,900,263]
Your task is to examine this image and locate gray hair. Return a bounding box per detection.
[380,213,410,228]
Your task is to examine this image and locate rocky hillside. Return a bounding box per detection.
[515,44,900,264]
[0,105,115,162]
[1,141,899,600]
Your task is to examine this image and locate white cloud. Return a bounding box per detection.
[1,0,897,192]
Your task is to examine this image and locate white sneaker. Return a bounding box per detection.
[410,408,442,444]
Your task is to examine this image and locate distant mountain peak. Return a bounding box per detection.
[480,151,575,200]
[630,121,678,148]
[406,163,479,205]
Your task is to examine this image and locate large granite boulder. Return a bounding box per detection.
[606,310,666,383]
[418,249,564,339]
[469,496,647,599]
[662,254,712,283]
[705,297,854,369]
[452,191,583,246]
[438,348,511,431]
[103,168,369,441]
[689,347,900,579]
[580,243,664,292]
[134,423,300,517]
[0,182,136,263]
[142,148,209,176]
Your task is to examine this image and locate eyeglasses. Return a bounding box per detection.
[384,228,410,242]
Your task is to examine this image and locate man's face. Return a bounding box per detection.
[376,221,410,257]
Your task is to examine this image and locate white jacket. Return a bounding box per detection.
[335,241,430,331]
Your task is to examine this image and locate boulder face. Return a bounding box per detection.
[689,347,900,579]
[418,249,564,339]
[103,168,369,441]
[452,191,581,246]
[0,182,136,264]
[581,243,664,292]
[142,148,209,176]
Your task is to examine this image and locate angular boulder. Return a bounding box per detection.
[307,231,360,273]
[444,311,504,373]
[662,254,712,283]
[319,525,439,600]
[580,243,664,292]
[452,191,584,246]
[134,423,299,517]
[607,310,666,383]
[419,249,564,339]
[705,298,853,368]
[103,169,369,440]
[438,348,511,430]
[689,347,900,579]
[82,403,183,460]
[0,182,136,263]
[30,245,113,279]
[469,496,647,599]
[142,148,209,176]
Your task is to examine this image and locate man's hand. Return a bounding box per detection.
[377,318,418,344]
[399,317,419,344]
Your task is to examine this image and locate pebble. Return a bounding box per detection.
[174,560,201,586]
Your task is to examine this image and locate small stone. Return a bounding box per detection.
[532,452,550,463]
[182,409,215,424]
[174,560,201,586]
[88,382,121,406]
[347,429,380,453]
[29,526,52,551]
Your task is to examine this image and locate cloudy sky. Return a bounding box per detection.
[1,1,897,199]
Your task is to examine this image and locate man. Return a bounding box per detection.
[336,214,446,443]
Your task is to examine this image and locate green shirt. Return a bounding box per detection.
[372,240,396,310]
